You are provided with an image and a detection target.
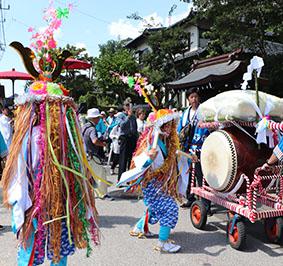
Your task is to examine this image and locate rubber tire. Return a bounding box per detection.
[227,220,246,250]
[190,200,207,230]
[264,217,283,244]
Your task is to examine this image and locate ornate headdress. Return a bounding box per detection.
[2,2,102,264]
[115,72,181,199]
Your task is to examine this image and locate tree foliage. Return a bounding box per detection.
[94,40,141,106]
[193,0,283,56]
[192,0,283,96]
[57,44,96,105]
[141,26,192,86]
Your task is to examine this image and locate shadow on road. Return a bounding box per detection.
[172,231,226,256]
[0,225,12,235]
[205,220,283,257]
[99,215,138,229]
[106,189,142,203]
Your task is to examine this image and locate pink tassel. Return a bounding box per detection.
[33,102,47,259]
[88,218,100,246]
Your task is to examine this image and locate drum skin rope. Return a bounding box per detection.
[218,130,238,192]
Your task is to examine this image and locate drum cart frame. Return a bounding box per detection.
[189,163,283,250]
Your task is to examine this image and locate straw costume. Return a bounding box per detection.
[116,74,190,253]
[2,2,101,265]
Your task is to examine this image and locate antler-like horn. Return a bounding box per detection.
[52,50,72,81]
[9,41,39,79]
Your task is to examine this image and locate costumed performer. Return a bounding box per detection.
[118,109,197,253]
[1,2,102,265]
[177,88,211,213]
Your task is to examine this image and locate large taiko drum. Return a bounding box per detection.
[200,128,272,193]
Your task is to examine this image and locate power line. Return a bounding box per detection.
[55,0,112,25]
[0,0,9,61]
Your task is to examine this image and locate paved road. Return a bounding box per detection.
[0,171,283,266]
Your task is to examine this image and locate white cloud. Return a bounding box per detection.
[75,42,87,49]
[75,42,88,55]
[108,19,140,39]
[108,6,194,40]
[141,12,164,28]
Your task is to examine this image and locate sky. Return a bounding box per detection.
[0,0,192,96]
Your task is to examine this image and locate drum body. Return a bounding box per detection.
[201,127,272,193]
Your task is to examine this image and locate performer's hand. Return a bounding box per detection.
[191,154,199,163]
[261,163,270,171]
[147,148,158,161]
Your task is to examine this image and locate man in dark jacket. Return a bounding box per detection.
[117,100,138,182]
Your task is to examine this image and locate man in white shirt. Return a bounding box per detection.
[0,106,13,150]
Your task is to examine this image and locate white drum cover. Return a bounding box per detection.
[201,130,237,191]
[197,90,283,122]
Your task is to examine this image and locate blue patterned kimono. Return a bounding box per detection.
[140,139,179,229]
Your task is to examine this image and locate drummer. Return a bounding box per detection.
[262,136,283,168]
[177,88,211,214]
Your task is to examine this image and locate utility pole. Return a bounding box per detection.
[0,0,10,61]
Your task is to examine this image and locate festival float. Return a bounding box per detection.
[189,56,283,249]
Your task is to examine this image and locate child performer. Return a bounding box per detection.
[118,109,196,253]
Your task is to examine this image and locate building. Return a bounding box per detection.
[125,10,210,69]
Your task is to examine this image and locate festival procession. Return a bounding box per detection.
[0,0,282,265]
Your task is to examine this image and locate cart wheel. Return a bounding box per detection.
[190,200,207,230]
[227,220,246,250]
[264,217,283,244]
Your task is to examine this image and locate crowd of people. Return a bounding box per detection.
[2,85,283,263]
[79,99,148,183]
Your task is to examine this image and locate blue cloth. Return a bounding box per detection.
[142,181,179,229]
[135,210,151,232]
[135,139,178,230]
[277,137,283,153]
[18,219,75,265]
[17,220,36,266]
[51,256,67,266]
[0,130,7,158]
[159,226,171,241]
[96,118,107,136]
[106,116,117,133]
[190,126,210,152]
[274,137,283,161]
[177,107,191,133]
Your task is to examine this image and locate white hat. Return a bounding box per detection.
[86,108,101,119]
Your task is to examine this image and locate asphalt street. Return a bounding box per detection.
[0,171,283,266]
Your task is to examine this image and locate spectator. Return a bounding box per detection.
[77,102,88,127]
[0,130,7,230]
[136,108,146,134]
[118,99,138,181]
[0,105,13,150]
[109,112,126,175]
[82,108,108,198]
[82,108,106,160]
[106,108,117,133]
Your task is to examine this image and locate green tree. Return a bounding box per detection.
[141,26,191,86]
[193,0,283,56]
[192,0,283,96]
[94,40,140,106]
[57,45,96,104]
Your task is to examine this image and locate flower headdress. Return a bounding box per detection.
[113,72,179,128]
[10,0,73,102]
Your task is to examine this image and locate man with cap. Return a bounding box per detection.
[82,108,107,159]
[82,108,109,199]
[106,108,117,134]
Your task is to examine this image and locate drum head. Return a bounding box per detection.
[201,130,237,191]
